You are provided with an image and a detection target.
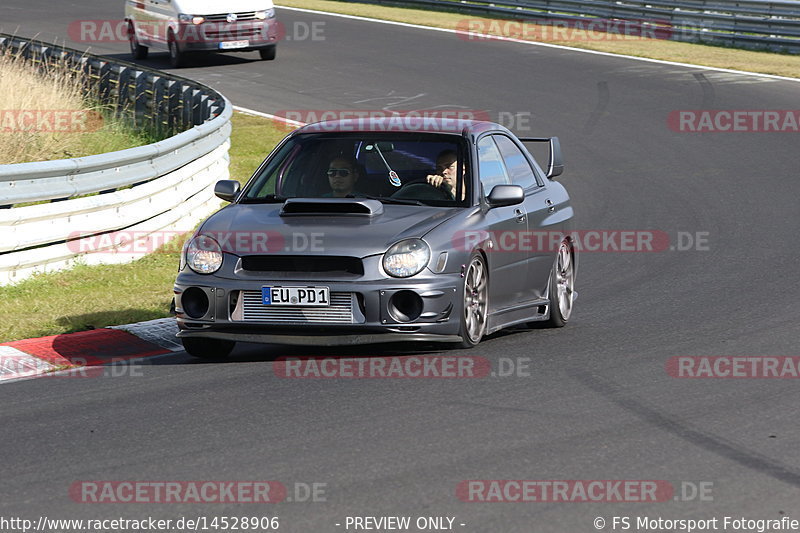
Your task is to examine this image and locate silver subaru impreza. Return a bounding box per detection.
[174,117,576,358]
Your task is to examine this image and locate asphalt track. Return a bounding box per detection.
[2,2,800,530]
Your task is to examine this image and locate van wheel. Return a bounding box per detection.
[128,23,148,60]
[168,32,187,68]
[259,46,276,61]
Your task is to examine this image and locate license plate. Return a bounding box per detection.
[219,40,249,50]
[262,287,330,306]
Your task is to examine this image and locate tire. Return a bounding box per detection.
[455,253,489,348]
[128,23,149,60]
[543,239,575,327]
[168,33,187,68]
[182,337,235,359]
[259,46,277,61]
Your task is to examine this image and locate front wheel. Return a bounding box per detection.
[182,337,235,359]
[168,34,187,68]
[259,46,277,61]
[128,23,149,60]
[455,253,489,348]
[543,239,575,327]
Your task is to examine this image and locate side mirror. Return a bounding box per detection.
[214,180,240,202]
[487,184,524,208]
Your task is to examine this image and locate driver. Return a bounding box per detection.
[426,150,466,201]
[324,156,361,197]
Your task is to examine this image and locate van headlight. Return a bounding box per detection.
[178,13,205,24]
[383,239,430,278]
[255,9,275,19]
[186,235,223,274]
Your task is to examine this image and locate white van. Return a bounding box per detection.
[124,0,279,67]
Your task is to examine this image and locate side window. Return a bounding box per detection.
[493,135,538,189]
[477,136,511,196]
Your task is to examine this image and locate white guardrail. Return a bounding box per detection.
[0,35,232,285]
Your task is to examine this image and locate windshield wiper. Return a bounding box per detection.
[241,194,286,203]
[350,194,426,206]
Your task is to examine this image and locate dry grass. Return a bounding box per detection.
[278,0,800,78]
[0,50,153,164]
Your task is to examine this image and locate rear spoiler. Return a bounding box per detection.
[519,137,563,179]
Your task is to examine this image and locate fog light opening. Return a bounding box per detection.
[388,290,423,323]
[182,287,210,319]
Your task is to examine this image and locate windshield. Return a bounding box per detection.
[241,132,470,206]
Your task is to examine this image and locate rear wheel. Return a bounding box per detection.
[128,23,148,60]
[182,337,235,359]
[455,253,489,348]
[544,239,575,327]
[259,46,277,61]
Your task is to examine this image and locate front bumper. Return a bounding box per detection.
[175,20,279,52]
[174,274,464,346]
[176,329,462,346]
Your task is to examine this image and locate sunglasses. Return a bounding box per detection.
[327,168,352,178]
[436,161,459,173]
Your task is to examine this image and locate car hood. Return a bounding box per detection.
[200,202,462,257]
[174,0,274,15]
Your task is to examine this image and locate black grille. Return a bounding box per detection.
[204,12,259,22]
[241,256,364,275]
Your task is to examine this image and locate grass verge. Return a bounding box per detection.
[278,0,800,78]
[0,50,155,165]
[0,112,286,343]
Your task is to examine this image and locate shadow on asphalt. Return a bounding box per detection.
[181,326,529,366]
[101,51,261,72]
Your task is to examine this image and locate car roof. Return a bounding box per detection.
[294,117,502,136]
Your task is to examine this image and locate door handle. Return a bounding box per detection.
[514,208,526,223]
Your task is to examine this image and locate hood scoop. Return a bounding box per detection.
[280,198,384,217]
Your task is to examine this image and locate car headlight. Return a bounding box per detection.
[179,239,188,272]
[255,9,275,19]
[178,13,205,24]
[383,239,430,278]
[186,235,223,274]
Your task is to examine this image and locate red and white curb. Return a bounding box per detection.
[0,318,182,383]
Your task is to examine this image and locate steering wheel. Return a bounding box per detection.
[391,182,453,201]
